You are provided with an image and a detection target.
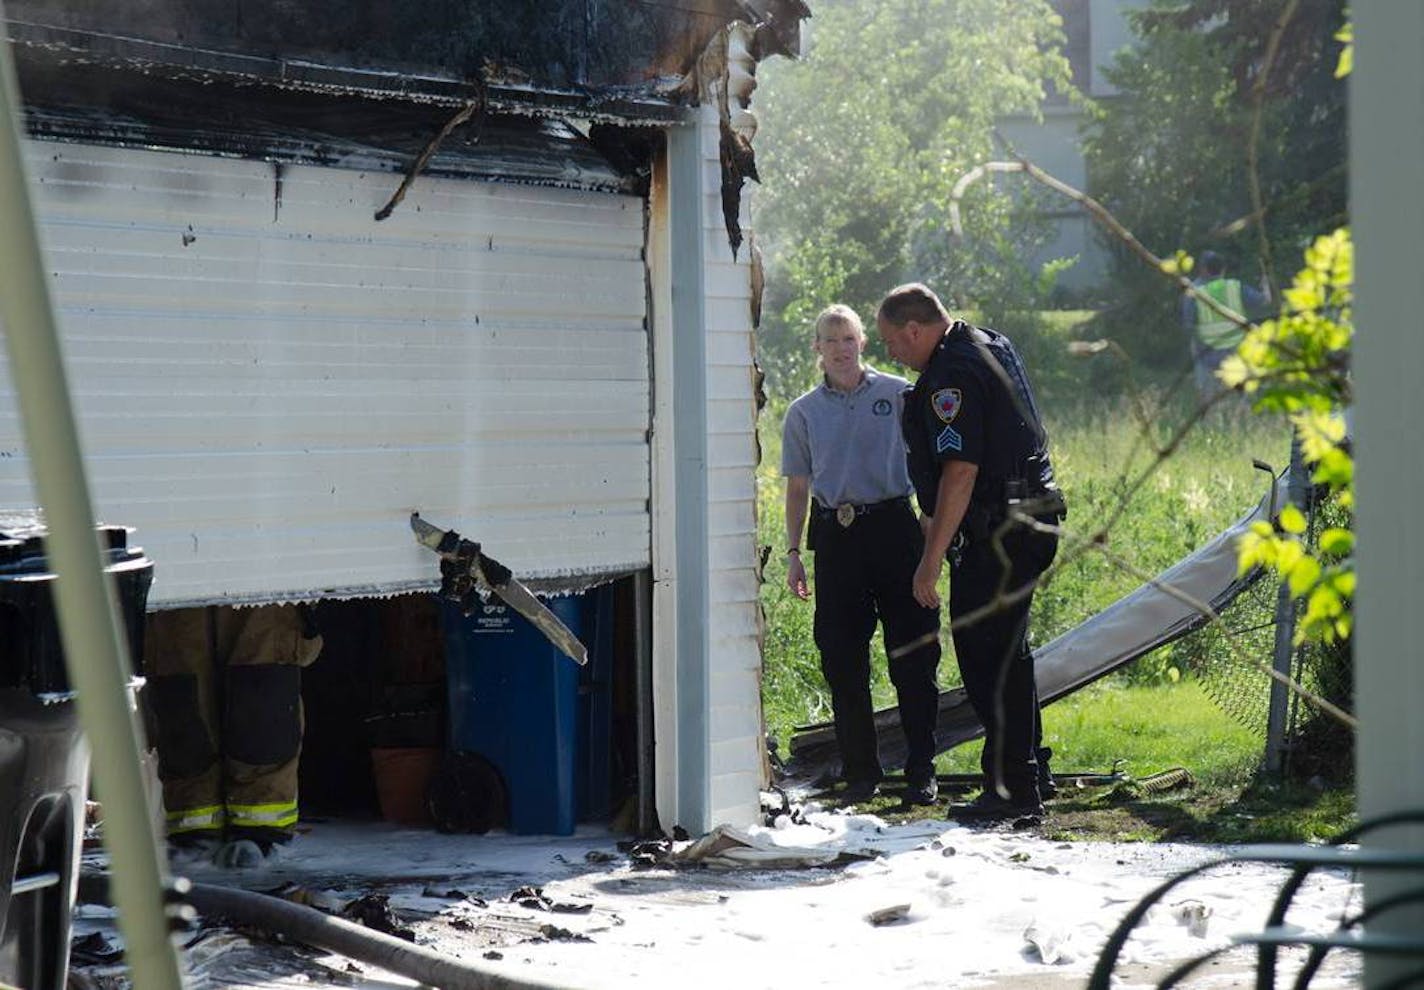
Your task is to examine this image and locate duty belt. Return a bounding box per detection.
[1006,483,1068,521]
[962,485,1067,544]
[813,496,911,529]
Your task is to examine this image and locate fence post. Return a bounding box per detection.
[1263,436,1306,776]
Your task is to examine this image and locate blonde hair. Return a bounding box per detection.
[813,304,865,341]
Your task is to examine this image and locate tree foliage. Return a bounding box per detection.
[1226,27,1353,650]
[1082,0,1348,372]
[1086,2,1354,652]
[1228,240,1352,646]
[752,0,1069,393]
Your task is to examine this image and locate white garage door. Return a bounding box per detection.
[0,140,651,606]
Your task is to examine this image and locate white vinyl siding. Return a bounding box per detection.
[698,114,765,828]
[0,140,650,606]
[647,102,764,833]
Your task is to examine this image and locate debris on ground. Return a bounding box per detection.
[69,931,123,966]
[534,923,593,943]
[421,885,484,904]
[1023,920,1081,965]
[864,903,911,926]
[182,930,359,987]
[1169,898,1213,938]
[507,885,593,914]
[671,823,843,869]
[66,816,1362,990]
[619,836,674,867]
[760,787,809,827]
[262,882,348,914]
[340,893,415,941]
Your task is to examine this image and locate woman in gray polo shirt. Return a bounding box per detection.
[781,304,942,806]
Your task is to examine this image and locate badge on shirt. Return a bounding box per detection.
[872,398,892,416]
[936,424,963,454]
[932,388,962,423]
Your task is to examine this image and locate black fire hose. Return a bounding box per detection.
[77,872,580,990]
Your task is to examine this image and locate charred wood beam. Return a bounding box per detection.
[3,19,682,125]
[375,87,486,222]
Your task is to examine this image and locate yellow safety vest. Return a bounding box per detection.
[1193,277,1247,351]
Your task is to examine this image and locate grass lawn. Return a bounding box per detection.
[821,678,1354,844]
[937,679,1260,786]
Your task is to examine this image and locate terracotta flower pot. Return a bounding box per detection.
[369,747,440,827]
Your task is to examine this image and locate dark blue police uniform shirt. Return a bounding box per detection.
[903,321,1055,516]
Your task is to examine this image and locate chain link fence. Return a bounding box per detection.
[1179,488,1354,782]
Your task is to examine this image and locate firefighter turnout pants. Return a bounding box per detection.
[144,604,322,843]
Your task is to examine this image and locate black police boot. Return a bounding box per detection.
[902,777,939,807]
[1037,746,1058,800]
[946,790,1044,823]
[840,779,881,804]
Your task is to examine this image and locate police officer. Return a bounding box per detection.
[145,603,322,866]
[782,304,942,806]
[875,284,1064,820]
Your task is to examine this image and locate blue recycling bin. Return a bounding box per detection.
[441,594,586,835]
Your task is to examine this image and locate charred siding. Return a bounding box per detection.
[2,0,800,91]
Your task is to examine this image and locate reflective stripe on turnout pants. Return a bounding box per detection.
[144,604,321,840]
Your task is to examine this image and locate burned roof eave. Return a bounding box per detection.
[23,101,646,196]
[5,18,689,127]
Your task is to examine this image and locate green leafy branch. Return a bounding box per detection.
[1225,227,1353,644]
[1223,24,1353,649]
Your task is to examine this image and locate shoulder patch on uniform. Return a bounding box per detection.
[935,424,963,454]
[872,398,892,416]
[932,388,962,423]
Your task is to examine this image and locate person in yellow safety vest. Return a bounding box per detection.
[143,603,322,868]
[1179,250,1272,401]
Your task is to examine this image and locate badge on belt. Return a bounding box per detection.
[836,504,856,528]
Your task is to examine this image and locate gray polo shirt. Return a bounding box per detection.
[781,366,914,507]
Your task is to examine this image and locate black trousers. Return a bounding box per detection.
[811,500,941,784]
[948,521,1058,803]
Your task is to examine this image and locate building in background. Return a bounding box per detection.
[996,0,1140,295]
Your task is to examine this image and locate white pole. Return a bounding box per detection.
[1353,4,1424,983]
[0,22,186,990]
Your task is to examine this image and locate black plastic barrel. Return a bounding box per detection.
[0,522,153,990]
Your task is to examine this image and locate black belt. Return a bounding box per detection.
[812,496,911,527]
[1008,485,1068,521]
[961,487,1066,544]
